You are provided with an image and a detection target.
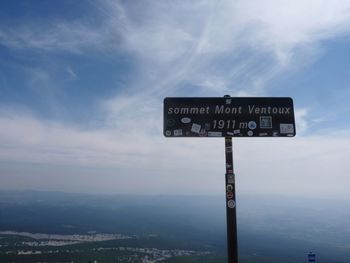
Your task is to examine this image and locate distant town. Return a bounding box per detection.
[0,230,212,263]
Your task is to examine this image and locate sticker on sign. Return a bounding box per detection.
[208,131,222,137]
[191,123,201,134]
[173,129,183,136]
[280,123,294,134]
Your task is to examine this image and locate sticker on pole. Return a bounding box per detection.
[227,200,236,209]
[164,97,296,137]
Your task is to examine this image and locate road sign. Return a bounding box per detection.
[164,97,296,137]
[163,96,296,263]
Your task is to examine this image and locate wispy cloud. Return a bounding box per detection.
[66,66,77,80]
[0,17,121,54]
[0,110,349,197]
[2,0,350,96]
[295,108,309,135]
[1,1,350,195]
[96,0,350,95]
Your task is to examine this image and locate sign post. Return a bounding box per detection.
[163,96,296,263]
[225,136,238,262]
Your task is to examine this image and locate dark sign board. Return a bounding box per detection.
[164,97,296,137]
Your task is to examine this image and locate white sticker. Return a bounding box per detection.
[260,116,272,129]
[208,131,222,137]
[259,132,268,136]
[280,124,294,134]
[226,131,234,136]
[227,174,235,184]
[247,130,253,136]
[165,130,171,136]
[233,129,240,135]
[173,129,183,136]
[228,200,236,209]
[191,123,201,134]
[226,185,233,191]
[181,117,191,124]
[248,121,257,130]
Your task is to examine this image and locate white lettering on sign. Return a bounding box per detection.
[215,105,242,114]
[167,105,292,116]
[248,105,291,114]
[213,120,236,129]
[239,122,248,129]
[168,107,210,115]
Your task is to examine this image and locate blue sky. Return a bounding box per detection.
[0,0,350,198]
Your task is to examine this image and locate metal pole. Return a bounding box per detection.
[225,136,238,262]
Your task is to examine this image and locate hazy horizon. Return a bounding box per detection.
[1,190,349,262]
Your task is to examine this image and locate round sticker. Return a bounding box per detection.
[226,185,233,191]
[248,121,257,130]
[247,130,253,136]
[181,117,191,124]
[227,200,236,209]
[227,192,234,199]
[165,130,171,136]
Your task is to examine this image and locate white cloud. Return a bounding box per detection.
[0,18,121,54]
[0,111,349,198]
[97,0,350,94]
[1,1,350,197]
[295,108,309,134]
[2,0,350,96]
[0,111,156,167]
[66,66,77,80]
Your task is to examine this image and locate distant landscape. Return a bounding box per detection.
[0,190,349,262]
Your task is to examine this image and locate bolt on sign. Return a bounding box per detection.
[164,97,296,137]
